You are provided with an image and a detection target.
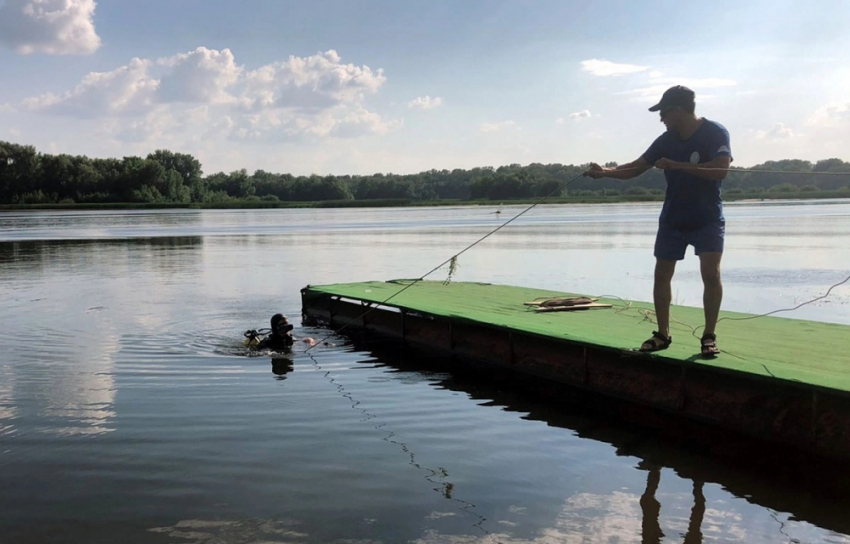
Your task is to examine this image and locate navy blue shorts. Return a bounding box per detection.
[654,221,725,261]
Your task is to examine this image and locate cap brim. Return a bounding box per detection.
[648,103,662,112]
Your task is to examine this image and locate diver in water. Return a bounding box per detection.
[244,313,324,353]
[243,313,327,378]
[252,313,295,351]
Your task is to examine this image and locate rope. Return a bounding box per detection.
[306,172,588,350]
[724,275,850,319]
[305,165,849,350]
[608,273,850,339]
[586,162,850,177]
[591,273,850,378]
[302,347,500,540]
[712,168,850,175]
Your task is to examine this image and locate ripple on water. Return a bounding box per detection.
[3,206,850,544]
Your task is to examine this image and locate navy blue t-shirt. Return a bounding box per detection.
[642,119,732,229]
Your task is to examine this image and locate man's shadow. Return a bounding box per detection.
[640,461,705,544]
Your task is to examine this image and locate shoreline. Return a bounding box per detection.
[2,192,849,212]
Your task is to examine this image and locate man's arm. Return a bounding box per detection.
[653,156,732,181]
[584,157,652,180]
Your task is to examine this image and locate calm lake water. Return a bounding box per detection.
[1,201,849,544]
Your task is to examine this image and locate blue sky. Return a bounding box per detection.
[1,0,849,176]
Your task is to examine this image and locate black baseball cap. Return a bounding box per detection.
[648,85,695,112]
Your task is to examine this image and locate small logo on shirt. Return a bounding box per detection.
[689,151,700,164]
[718,145,730,154]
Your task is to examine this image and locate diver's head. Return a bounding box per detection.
[271,313,293,335]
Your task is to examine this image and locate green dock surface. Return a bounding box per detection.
[304,280,850,394]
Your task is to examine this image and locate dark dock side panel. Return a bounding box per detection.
[302,280,850,459]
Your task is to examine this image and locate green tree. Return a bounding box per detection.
[0,141,39,202]
[221,169,255,198]
[37,153,75,202]
[120,157,166,202]
[147,150,203,184]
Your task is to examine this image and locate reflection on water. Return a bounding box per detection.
[271,357,295,379]
[360,342,850,544]
[640,465,665,543]
[1,236,205,440]
[0,209,204,241]
[635,467,703,544]
[149,519,307,542]
[1,203,850,543]
[0,236,203,276]
[0,364,16,438]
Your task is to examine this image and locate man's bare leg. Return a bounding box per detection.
[653,258,677,339]
[698,251,723,335]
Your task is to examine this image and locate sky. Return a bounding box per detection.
[1,0,849,176]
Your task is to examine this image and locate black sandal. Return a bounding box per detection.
[700,333,719,358]
[640,331,672,352]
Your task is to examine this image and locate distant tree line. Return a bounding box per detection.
[2,140,849,206]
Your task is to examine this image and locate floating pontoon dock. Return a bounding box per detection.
[301,280,850,459]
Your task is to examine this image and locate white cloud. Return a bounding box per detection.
[807,101,850,127]
[681,77,738,89]
[0,0,100,55]
[19,48,396,142]
[109,107,176,143]
[407,95,442,109]
[156,47,242,104]
[230,50,392,140]
[649,70,664,78]
[556,110,592,124]
[21,58,158,117]
[335,105,400,136]
[229,104,400,142]
[480,120,517,133]
[97,105,230,153]
[240,49,385,112]
[626,78,737,103]
[581,59,648,77]
[755,122,797,140]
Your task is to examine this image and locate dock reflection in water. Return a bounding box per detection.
[338,340,850,544]
[131,335,850,544]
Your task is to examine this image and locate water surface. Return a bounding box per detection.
[1,201,849,543]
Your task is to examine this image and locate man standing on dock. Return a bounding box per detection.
[583,85,731,357]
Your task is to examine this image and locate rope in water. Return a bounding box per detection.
[663,167,850,175]
[306,166,849,350]
[596,268,850,336]
[697,167,850,175]
[614,273,850,336]
[590,164,850,176]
